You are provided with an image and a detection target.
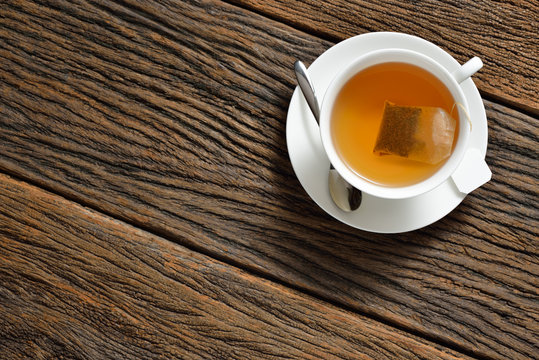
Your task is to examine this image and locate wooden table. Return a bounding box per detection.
[1,1,537,359]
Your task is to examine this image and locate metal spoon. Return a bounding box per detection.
[294,60,362,212]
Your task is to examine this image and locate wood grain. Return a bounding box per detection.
[0,173,475,360]
[228,0,539,114]
[0,0,538,359]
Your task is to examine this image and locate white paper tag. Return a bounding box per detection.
[451,148,492,194]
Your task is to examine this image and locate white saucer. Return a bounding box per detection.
[286,32,488,233]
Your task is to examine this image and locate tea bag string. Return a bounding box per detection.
[451,103,472,132]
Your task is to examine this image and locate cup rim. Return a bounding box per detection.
[319,48,471,199]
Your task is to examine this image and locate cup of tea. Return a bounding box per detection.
[319,48,491,199]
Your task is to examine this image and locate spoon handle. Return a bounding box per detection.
[294,59,362,212]
[294,61,321,124]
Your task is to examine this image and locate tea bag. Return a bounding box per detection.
[373,101,456,164]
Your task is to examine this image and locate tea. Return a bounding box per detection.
[331,62,459,187]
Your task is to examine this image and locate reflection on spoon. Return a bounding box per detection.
[294,60,362,212]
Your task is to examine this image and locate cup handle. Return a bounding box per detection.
[451,148,492,194]
[451,57,483,84]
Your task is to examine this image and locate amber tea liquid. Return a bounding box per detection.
[331,62,459,187]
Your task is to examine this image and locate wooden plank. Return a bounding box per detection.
[0,173,474,360]
[0,0,537,359]
[228,0,539,114]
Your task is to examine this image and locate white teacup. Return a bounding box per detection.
[319,48,491,199]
